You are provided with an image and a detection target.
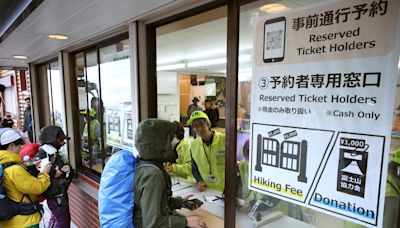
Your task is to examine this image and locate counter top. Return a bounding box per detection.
[171,177,316,228]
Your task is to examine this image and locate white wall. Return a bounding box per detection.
[157,71,180,121]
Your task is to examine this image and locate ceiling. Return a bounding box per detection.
[156,0,332,77]
[0,0,362,75]
[0,0,211,68]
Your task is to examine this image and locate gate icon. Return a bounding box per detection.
[255,134,308,183]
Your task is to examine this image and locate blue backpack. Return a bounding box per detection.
[98,150,137,228]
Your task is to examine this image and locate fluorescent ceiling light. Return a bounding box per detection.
[48,34,69,40]
[259,4,289,13]
[157,63,186,71]
[187,58,226,67]
[187,55,251,68]
[13,55,27,59]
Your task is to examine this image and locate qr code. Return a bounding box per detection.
[266,30,283,50]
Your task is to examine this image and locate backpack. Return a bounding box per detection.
[0,162,43,221]
[98,150,137,228]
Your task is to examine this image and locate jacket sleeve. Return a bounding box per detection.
[383,196,399,228]
[9,166,50,195]
[170,196,184,210]
[172,142,192,178]
[191,154,203,183]
[139,171,187,228]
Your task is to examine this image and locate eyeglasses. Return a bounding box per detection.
[192,123,208,130]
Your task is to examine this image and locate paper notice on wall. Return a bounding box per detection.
[105,109,135,151]
[249,0,400,227]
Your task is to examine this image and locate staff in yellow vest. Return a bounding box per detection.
[80,108,101,163]
[187,111,225,192]
[166,121,194,181]
[344,150,400,228]
[383,149,400,228]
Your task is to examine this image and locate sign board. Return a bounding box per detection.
[249,0,400,227]
[105,108,135,151]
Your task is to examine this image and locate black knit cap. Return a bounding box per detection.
[39,125,70,144]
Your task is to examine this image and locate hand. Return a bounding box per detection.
[34,160,41,170]
[186,216,207,228]
[42,164,52,174]
[197,181,207,192]
[165,163,173,173]
[61,165,70,173]
[54,167,63,178]
[240,202,252,213]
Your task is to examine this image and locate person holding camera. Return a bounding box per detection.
[0,128,51,228]
[35,125,73,228]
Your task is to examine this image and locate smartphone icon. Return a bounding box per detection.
[263,17,286,63]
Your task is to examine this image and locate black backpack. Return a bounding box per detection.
[0,162,43,221]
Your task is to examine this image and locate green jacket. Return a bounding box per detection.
[343,174,400,228]
[134,119,187,228]
[238,160,264,202]
[383,174,400,228]
[191,131,225,191]
[82,119,100,141]
[172,139,193,180]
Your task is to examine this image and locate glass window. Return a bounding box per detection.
[236,1,343,227]
[47,60,68,154]
[237,0,400,227]
[156,6,227,225]
[74,38,131,174]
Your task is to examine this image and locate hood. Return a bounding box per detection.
[135,119,177,162]
[0,150,22,164]
[39,125,70,148]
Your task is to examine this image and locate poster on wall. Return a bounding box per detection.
[249,0,400,227]
[105,109,135,151]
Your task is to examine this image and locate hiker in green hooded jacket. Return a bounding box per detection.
[187,111,225,192]
[134,119,206,228]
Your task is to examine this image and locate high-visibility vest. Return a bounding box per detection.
[191,131,225,191]
[172,139,194,181]
[386,174,400,200]
[83,119,101,140]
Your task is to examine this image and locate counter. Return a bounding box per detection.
[171,177,316,228]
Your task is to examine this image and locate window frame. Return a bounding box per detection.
[70,33,130,181]
[145,1,240,227]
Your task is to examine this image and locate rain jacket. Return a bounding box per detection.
[191,131,225,191]
[82,119,101,143]
[134,119,187,228]
[172,139,193,180]
[0,150,50,228]
[383,174,400,228]
[343,174,400,228]
[238,160,264,202]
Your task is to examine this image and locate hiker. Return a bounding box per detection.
[0,128,51,228]
[134,119,206,228]
[35,125,73,228]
